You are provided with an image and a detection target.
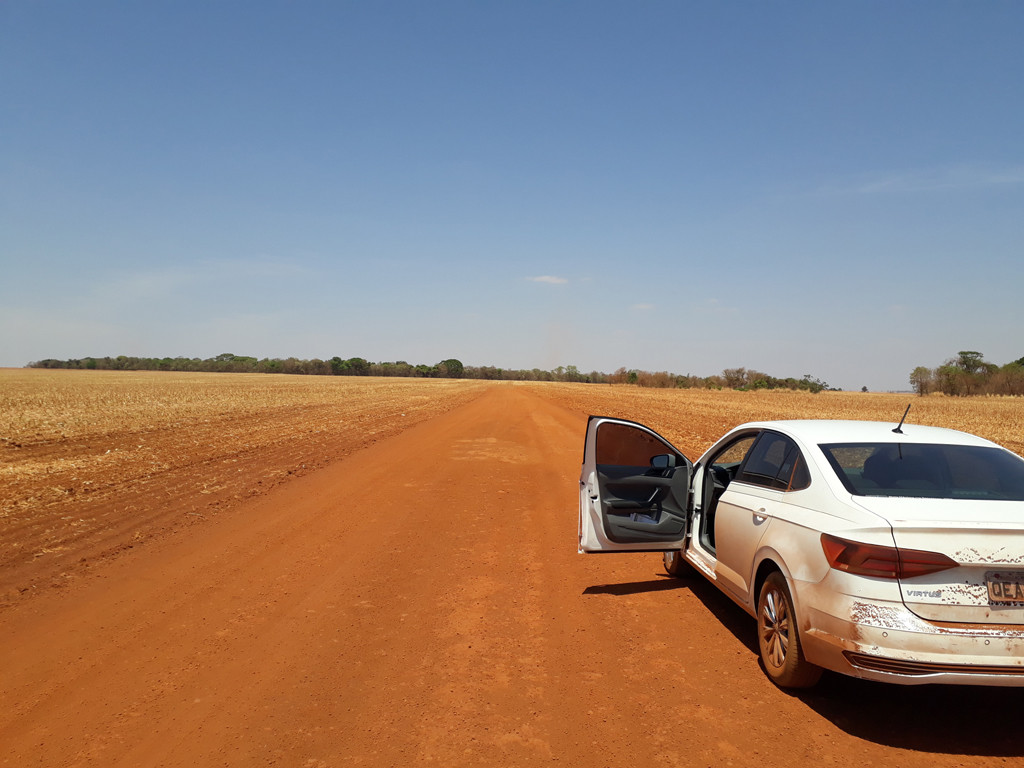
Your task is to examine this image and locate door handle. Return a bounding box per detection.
[753,508,768,523]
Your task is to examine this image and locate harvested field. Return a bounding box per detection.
[2,371,1024,767]
[0,369,488,602]
[531,382,1024,459]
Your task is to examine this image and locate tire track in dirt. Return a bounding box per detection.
[1,384,1022,766]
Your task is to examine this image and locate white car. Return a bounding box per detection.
[578,415,1024,688]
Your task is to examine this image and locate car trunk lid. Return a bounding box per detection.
[853,497,1024,624]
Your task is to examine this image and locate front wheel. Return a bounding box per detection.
[662,549,693,578]
[757,571,822,689]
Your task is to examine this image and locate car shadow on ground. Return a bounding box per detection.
[801,673,1024,756]
[591,571,1024,757]
[685,573,1024,757]
[582,578,688,597]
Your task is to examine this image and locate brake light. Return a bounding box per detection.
[820,534,958,579]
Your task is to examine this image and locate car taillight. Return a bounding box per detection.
[820,533,958,579]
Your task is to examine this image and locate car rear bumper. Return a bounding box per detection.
[796,583,1024,686]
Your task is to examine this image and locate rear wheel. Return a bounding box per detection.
[757,571,822,689]
[662,550,693,577]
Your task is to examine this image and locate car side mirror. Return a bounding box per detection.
[650,454,678,470]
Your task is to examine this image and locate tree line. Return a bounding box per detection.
[600,367,831,392]
[27,354,834,392]
[910,351,1024,396]
[28,354,471,378]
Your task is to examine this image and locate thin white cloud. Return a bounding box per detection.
[528,275,569,285]
[821,164,1024,196]
[631,303,655,311]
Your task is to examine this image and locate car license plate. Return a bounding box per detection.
[986,571,1024,604]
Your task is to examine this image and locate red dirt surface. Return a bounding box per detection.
[2,384,1022,766]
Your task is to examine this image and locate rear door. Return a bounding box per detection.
[713,430,808,599]
[579,416,692,552]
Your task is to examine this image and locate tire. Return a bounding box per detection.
[662,549,693,578]
[757,571,822,689]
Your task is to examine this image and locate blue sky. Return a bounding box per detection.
[2,1,1022,391]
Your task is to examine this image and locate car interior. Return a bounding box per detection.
[698,463,733,553]
[700,433,759,553]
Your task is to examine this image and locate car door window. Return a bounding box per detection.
[596,421,681,467]
[737,432,810,491]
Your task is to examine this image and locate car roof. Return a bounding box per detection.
[736,419,997,448]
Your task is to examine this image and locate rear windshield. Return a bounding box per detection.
[820,443,1024,500]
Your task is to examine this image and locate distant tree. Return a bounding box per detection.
[608,367,629,384]
[992,363,1024,396]
[373,361,413,377]
[306,358,330,375]
[722,368,747,389]
[533,368,554,382]
[475,366,503,380]
[437,359,464,379]
[909,366,933,396]
[944,351,994,395]
[935,363,967,396]
[956,351,986,375]
[861,386,868,393]
[346,357,370,376]
[637,371,674,388]
[798,374,829,394]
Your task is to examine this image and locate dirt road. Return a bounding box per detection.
[2,385,1022,766]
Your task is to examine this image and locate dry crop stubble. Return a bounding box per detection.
[520,382,1024,459]
[0,369,488,602]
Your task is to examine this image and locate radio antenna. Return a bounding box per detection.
[893,404,911,434]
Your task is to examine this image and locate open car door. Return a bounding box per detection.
[579,416,693,552]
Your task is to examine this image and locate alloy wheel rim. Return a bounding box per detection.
[761,587,790,669]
